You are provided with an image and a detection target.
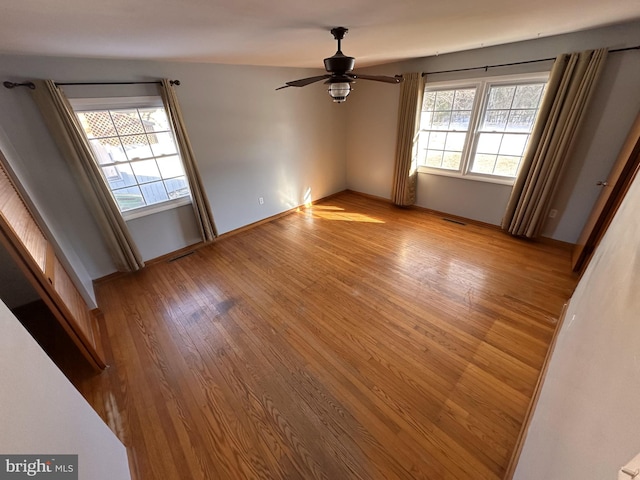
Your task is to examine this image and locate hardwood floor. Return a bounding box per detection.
[72,192,577,480]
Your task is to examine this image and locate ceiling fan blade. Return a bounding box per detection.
[351,74,403,84]
[276,75,332,90]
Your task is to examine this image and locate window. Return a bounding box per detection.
[72,96,191,219]
[417,74,548,183]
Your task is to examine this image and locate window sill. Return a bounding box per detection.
[122,196,192,221]
[417,167,516,186]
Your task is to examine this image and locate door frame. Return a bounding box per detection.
[572,110,640,274]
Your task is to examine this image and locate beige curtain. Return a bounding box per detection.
[159,79,217,241]
[391,73,424,206]
[30,80,145,272]
[502,48,608,237]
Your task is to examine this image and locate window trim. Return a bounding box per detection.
[69,96,193,220]
[417,72,549,185]
[70,96,163,111]
[120,195,192,221]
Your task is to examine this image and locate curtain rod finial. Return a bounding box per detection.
[170,80,181,86]
[3,81,35,89]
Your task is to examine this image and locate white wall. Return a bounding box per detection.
[346,21,640,239]
[416,175,513,224]
[126,204,202,262]
[0,298,131,479]
[513,150,640,479]
[0,56,347,292]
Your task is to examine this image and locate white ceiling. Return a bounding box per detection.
[0,0,638,69]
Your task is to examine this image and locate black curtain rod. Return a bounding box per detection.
[56,80,180,86]
[3,79,180,89]
[422,45,640,76]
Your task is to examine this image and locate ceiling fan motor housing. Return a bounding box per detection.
[324,53,356,75]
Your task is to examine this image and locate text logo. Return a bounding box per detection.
[0,455,77,479]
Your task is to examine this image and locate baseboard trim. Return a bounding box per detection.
[413,204,502,231]
[347,190,576,251]
[145,242,207,266]
[503,300,571,480]
[344,189,393,204]
[216,208,301,241]
[216,191,348,241]
[347,189,503,231]
[534,236,576,251]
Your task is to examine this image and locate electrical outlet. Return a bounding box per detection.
[548,209,558,218]
[258,197,264,205]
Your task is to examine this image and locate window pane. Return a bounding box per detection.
[471,154,497,174]
[425,150,444,168]
[417,135,429,156]
[451,111,471,130]
[442,152,462,170]
[499,134,528,156]
[506,110,536,132]
[77,111,116,139]
[149,132,178,157]
[420,111,433,129]
[471,82,546,177]
[157,155,185,179]
[487,86,515,109]
[165,176,190,199]
[89,137,127,163]
[102,163,137,189]
[432,111,451,129]
[138,108,171,132]
[420,87,476,171]
[445,132,466,151]
[482,110,509,131]
[476,133,502,155]
[434,91,454,111]
[131,159,161,184]
[453,89,476,110]
[112,186,144,211]
[140,181,169,205]
[512,84,545,108]
[422,91,436,111]
[428,131,446,150]
[121,134,154,161]
[111,110,144,136]
[495,156,521,176]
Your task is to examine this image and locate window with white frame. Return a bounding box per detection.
[71,96,191,219]
[417,73,548,182]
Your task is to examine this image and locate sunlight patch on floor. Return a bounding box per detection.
[301,205,385,223]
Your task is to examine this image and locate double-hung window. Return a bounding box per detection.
[417,73,548,183]
[71,96,191,219]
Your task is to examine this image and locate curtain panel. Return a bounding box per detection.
[159,79,217,241]
[30,80,145,272]
[391,73,424,207]
[502,48,608,237]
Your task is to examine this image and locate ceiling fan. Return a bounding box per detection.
[276,27,403,103]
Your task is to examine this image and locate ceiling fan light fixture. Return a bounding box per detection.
[328,82,351,103]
